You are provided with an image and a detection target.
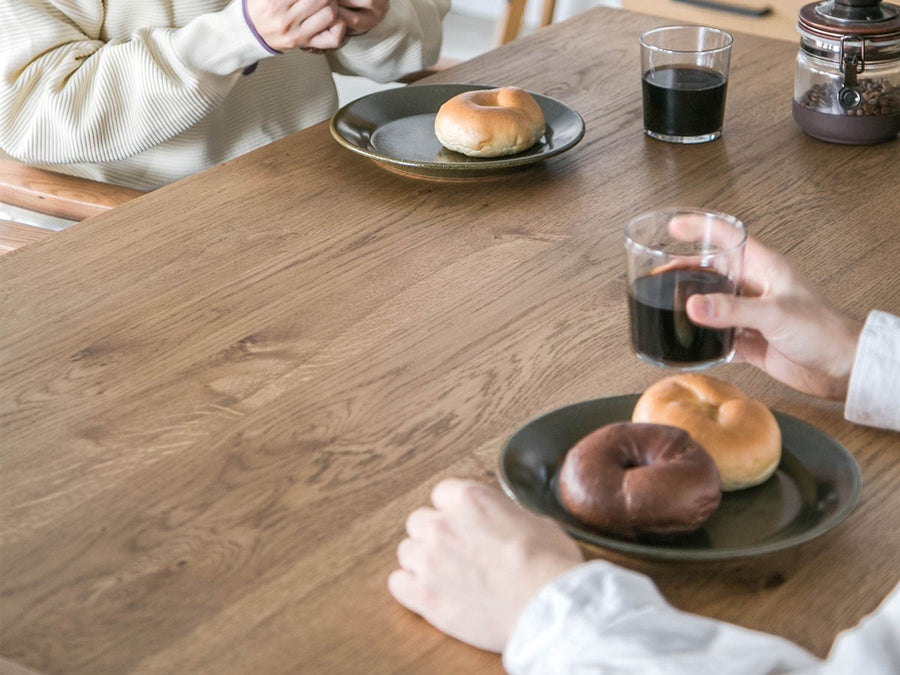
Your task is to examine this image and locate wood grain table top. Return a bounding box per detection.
[2,7,898,674]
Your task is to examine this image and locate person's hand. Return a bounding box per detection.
[388,479,584,652]
[673,220,862,400]
[337,0,389,36]
[245,0,347,52]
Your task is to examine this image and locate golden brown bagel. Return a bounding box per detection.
[434,87,546,157]
[632,374,782,491]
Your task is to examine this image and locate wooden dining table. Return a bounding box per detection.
[2,6,898,674]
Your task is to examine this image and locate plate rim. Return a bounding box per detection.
[329,83,586,173]
[498,393,863,561]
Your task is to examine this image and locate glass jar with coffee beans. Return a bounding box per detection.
[793,0,900,144]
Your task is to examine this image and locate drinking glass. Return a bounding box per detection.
[640,26,734,143]
[625,208,746,370]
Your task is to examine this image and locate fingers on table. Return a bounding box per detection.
[430,478,476,508]
[391,531,441,614]
[404,506,444,539]
[430,477,507,515]
[396,536,427,570]
[387,567,425,612]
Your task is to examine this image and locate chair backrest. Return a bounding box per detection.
[499,0,557,45]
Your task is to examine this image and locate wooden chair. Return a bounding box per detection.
[499,0,558,45]
[0,159,143,253]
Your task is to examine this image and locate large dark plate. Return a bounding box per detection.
[329,84,585,180]
[499,395,862,561]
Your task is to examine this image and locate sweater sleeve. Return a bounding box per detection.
[326,0,450,83]
[844,311,900,432]
[0,0,273,165]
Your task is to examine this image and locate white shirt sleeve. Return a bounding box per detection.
[504,561,900,675]
[845,310,900,432]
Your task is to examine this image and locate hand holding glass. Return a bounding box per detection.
[625,209,746,370]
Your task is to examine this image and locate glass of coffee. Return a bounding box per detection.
[625,208,745,370]
[640,25,733,144]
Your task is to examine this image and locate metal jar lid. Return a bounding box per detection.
[799,0,900,38]
[799,0,900,68]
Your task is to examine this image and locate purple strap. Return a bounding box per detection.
[241,0,281,55]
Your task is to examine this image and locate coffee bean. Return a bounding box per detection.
[799,77,899,116]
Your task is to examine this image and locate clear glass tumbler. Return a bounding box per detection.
[625,208,746,370]
[640,26,734,143]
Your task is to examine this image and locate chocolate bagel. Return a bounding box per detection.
[558,422,722,539]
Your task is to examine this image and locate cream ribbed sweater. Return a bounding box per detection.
[0,0,449,190]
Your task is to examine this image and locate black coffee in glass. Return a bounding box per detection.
[642,65,728,139]
[629,266,735,366]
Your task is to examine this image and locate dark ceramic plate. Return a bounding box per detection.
[499,395,862,561]
[329,83,585,179]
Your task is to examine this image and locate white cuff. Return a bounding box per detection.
[169,0,275,80]
[845,310,900,432]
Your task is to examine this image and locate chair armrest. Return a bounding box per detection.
[0,159,143,221]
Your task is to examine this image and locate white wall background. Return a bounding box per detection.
[451,0,623,28]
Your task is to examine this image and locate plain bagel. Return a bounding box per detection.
[434,87,546,157]
[632,374,782,491]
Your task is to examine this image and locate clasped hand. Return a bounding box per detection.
[245,0,389,52]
